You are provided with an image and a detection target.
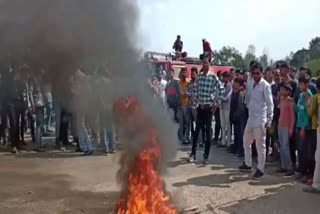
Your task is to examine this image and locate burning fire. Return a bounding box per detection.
[116,97,177,214]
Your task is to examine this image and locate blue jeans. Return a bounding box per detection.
[296,128,309,174]
[178,106,191,142]
[232,121,244,156]
[278,127,292,170]
[35,107,45,147]
[78,117,93,152]
[100,128,115,153]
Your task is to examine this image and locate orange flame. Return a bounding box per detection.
[116,97,177,214]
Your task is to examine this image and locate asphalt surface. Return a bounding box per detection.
[0,140,319,214]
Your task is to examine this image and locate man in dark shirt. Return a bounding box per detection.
[165,68,181,123]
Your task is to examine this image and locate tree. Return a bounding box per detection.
[244,44,257,70]
[258,48,270,70]
[306,59,320,77]
[290,48,310,68]
[309,37,320,59]
[213,46,245,69]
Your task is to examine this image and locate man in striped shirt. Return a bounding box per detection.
[189,58,224,164]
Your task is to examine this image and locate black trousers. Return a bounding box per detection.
[60,109,70,145]
[0,105,8,139]
[14,101,26,142]
[214,107,221,140]
[1,104,20,148]
[168,103,179,123]
[191,106,213,158]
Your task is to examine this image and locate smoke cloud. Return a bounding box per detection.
[0,0,177,193]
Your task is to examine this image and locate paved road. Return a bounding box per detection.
[0,142,319,214]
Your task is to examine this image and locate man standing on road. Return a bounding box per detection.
[188,58,223,164]
[239,63,274,179]
[218,71,232,149]
[178,68,190,144]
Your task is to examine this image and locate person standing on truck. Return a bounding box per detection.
[172,35,183,52]
[201,39,213,62]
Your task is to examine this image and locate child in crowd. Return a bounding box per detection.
[229,78,246,157]
[277,83,295,176]
[178,68,190,144]
[296,76,313,181]
[304,77,320,193]
[218,71,232,149]
[304,77,320,184]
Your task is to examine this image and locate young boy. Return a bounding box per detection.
[229,78,246,157]
[178,68,190,144]
[303,77,320,184]
[304,77,320,193]
[277,84,295,176]
[296,76,313,181]
[218,71,232,149]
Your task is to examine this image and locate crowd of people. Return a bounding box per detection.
[0,66,115,156]
[151,56,320,194]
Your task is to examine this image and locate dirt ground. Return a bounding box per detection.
[0,139,319,214]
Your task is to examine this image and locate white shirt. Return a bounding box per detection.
[159,79,167,104]
[244,77,254,108]
[247,78,274,128]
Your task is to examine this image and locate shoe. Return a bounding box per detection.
[253,169,264,180]
[276,168,287,173]
[188,154,196,163]
[202,157,209,165]
[284,170,294,177]
[239,163,252,172]
[34,148,45,152]
[11,147,20,154]
[82,150,94,156]
[55,145,66,151]
[303,186,320,194]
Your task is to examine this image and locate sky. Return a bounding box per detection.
[137,0,320,60]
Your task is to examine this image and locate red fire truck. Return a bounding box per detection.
[144,51,232,79]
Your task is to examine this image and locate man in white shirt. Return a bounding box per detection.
[239,63,274,180]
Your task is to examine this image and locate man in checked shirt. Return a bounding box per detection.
[188,58,224,164]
